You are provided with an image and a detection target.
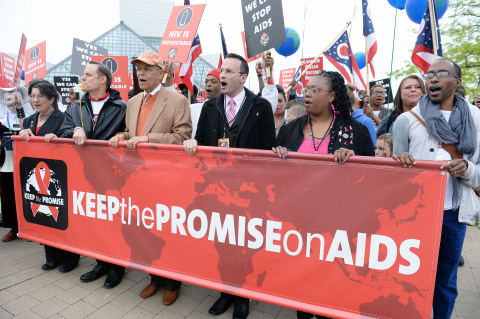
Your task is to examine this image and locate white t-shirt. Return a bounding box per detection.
[435,110,454,210]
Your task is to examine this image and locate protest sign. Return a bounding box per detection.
[71,38,108,76]
[1,53,15,88]
[279,68,295,90]
[24,41,47,85]
[369,78,394,105]
[14,137,445,318]
[197,90,206,103]
[301,57,323,84]
[241,0,286,58]
[241,31,263,63]
[158,4,206,63]
[13,33,27,87]
[54,76,78,104]
[91,55,129,101]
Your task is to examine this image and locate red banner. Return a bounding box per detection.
[279,68,295,90]
[91,55,129,101]
[301,57,323,84]
[13,137,446,319]
[1,53,15,88]
[14,33,27,87]
[24,41,47,85]
[158,5,206,63]
[241,31,263,63]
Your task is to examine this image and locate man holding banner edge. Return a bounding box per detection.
[183,53,275,319]
[393,59,480,318]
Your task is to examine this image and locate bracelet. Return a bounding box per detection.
[267,78,274,85]
[257,72,262,77]
[16,108,25,119]
[462,159,469,169]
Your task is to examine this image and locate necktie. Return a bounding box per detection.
[145,94,152,102]
[226,99,236,126]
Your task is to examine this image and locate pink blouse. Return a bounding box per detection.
[297,137,330,154]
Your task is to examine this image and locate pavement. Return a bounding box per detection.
[1,226,480,319]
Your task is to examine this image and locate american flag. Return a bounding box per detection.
[411,1,442,74]
[180,0,203,95]
[323,31,367,91]
[362,0,377,77]
[218,25,228,68]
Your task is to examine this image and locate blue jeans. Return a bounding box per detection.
[433,208,466,319]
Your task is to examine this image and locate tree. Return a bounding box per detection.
[391,0,480,99]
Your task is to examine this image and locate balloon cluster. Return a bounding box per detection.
[387,0,449,24]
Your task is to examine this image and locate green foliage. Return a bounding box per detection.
[390,0,480,98]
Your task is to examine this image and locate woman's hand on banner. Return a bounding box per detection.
[334,148,355,164]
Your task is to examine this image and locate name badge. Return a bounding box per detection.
[218,138,229,148]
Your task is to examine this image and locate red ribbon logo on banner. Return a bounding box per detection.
[31,162,59,221]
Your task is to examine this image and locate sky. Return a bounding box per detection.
[0,0,444,94]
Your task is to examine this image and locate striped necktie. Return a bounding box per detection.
[226,99,236,126]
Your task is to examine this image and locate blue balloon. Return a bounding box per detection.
[387,0,406,10]
[405,0,449,24]
[274,27,300,57]
[21,70,25,81]
[354,52,366,70]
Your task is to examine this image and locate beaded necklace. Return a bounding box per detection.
[308,113,336,154]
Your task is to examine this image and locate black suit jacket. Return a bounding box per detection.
[195,88,275,150]
[23,108,65,137]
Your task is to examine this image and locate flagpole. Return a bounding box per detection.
[287,21,352,91]
[428,0,439,60]
[365,37,370,91]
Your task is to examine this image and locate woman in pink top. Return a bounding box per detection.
[273,71,374,318]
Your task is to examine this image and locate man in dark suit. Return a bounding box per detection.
[109,51,191,305]
[183,53,275,319]
[59,61,127,289]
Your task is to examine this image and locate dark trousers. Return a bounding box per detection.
[432,208,467,319]
[221,292,249,305]
[150,274,181,291]
[96,260,125,275]
[297,310,330,319]
[0,172,17,229]
[45,245,80,266]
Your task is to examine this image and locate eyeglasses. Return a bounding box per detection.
[423,71,458,80]
[301,87,331,95]
[219,68,244,75]
[371,91,385,96]
[30,95,46,100]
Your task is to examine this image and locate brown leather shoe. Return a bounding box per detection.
[2,229,18,242]
[162,290,179,305]
[140,284,159,298]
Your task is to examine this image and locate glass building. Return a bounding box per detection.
[46,0,215,93]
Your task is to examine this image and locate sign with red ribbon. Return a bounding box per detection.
[24,41,47,85]
[158,4,206,63]
[13,137,446,319]
[91,55,129,101]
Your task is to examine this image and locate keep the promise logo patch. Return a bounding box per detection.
[20,157,68,230]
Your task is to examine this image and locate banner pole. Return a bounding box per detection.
[428,0,439,60]
[287,21,351,91]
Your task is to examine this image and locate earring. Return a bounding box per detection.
[331,103,340,114]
